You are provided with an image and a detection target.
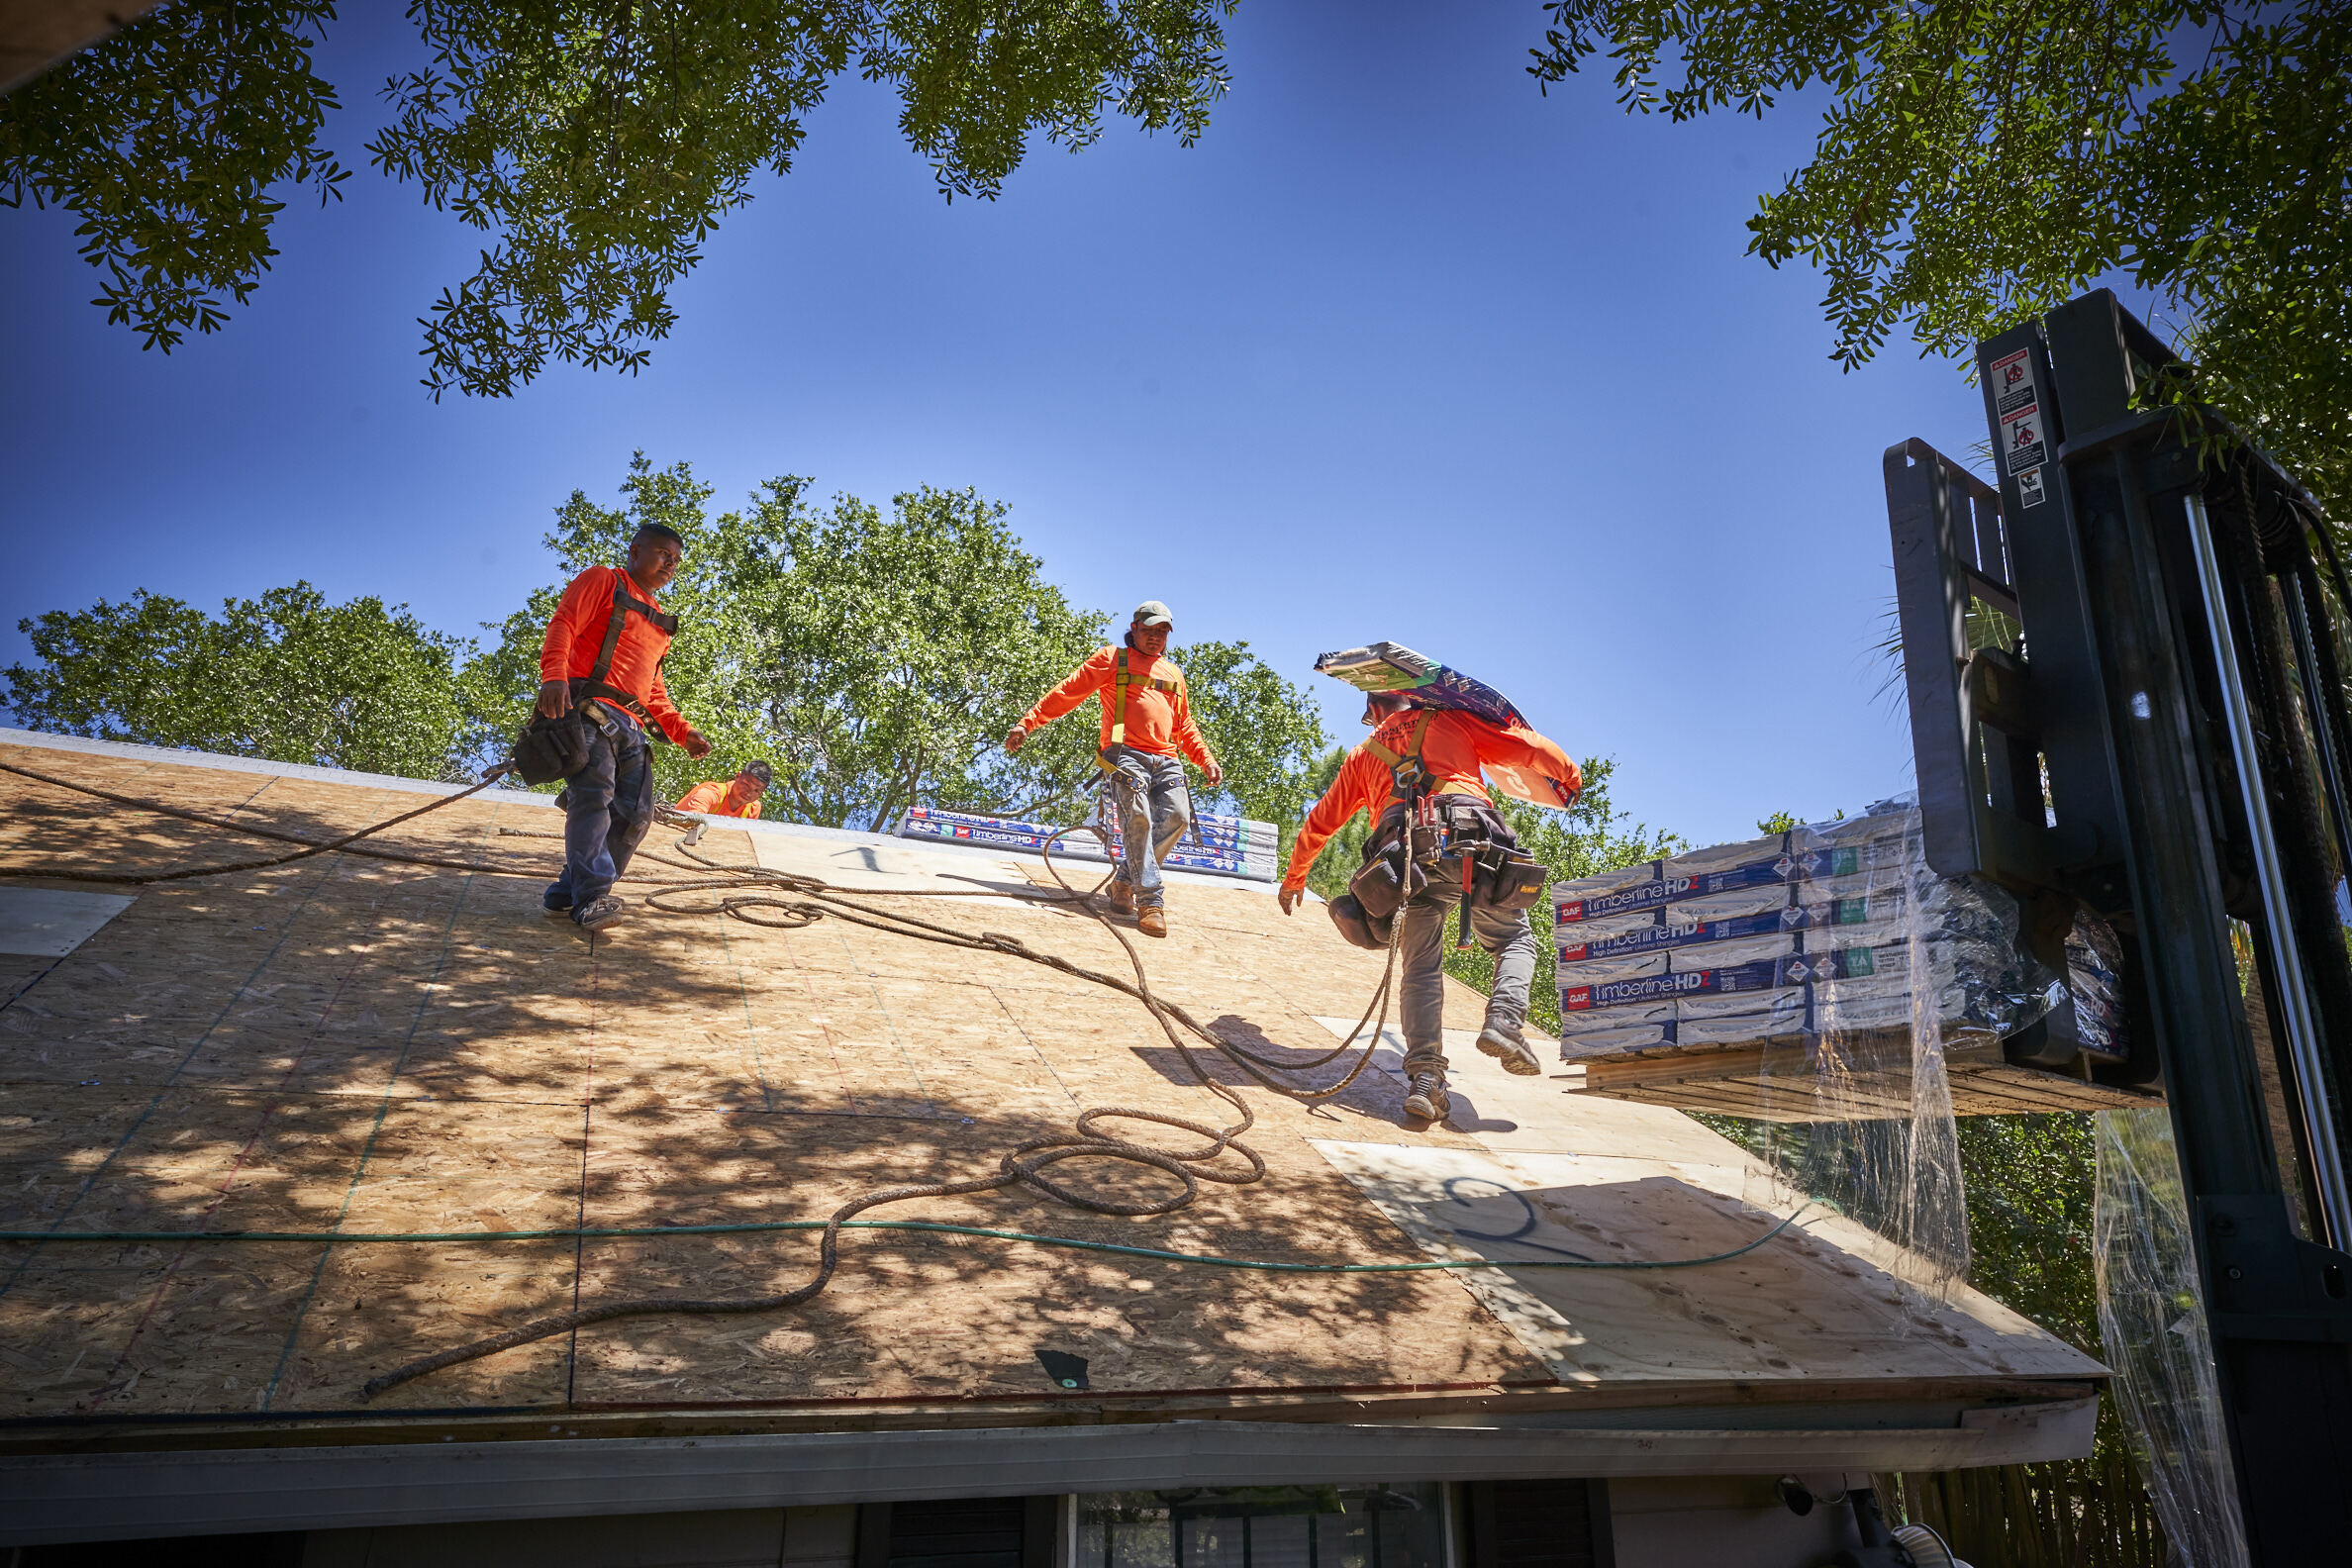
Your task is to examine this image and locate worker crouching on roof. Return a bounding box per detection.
[676,761,772,820]
[1278,694,1581,1124]
[535,523,713,931]
[1006,600,1223,938]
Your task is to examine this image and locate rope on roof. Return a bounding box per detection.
[0,758,1819,1401]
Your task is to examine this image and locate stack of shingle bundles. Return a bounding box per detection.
[1551,803,2044,1061]
[897,805,1074,855]
[898,805,1280,882]
[1097,813,1283,882]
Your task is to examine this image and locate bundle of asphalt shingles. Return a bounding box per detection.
[1550,805,2030,1060]
[898,804,1281,882]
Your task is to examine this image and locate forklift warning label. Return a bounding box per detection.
[1989,347,2038,416]
[2004,401,2047,473]
[2017,465,2047,508]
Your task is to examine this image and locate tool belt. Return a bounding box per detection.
[1347,794,1545,922]
[512,709,593,786]
[511,576,679,786]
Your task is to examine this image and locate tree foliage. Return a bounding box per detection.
[1169,637,1329,830]
[747,477,1114,832]
[1958,1112,2102,1356]
[1530,1,2352,512]
[0,1,349,354]
[3,0,1237,398]
[475,453,1324,829]
[4,582,473,779]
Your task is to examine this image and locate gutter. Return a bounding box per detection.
[0,1403,2095,1545]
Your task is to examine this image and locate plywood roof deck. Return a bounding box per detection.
[0,735,2103,1455]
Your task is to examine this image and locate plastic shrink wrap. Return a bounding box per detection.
[1554,800,2063,1291]
[2094,1108,2251,1568]
[1554,801,2062,1060]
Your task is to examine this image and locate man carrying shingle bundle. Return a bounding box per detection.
[1277,692,1579,1125]
[532,523,714,932]
[1005,600,1224,939]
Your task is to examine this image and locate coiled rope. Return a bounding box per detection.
[0,754,1810,1402]
[357,816,1407,1396]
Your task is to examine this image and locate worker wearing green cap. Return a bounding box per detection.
[1007,600,1224,937]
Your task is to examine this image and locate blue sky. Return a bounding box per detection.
[1,3,2003,848]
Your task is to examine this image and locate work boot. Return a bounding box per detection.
[541,885,573,920]
[1403,1071,1450,1123]
[573,895,628,932]
[1104,877,1135,914]
[1477,1024,1543,1077]
[1136,904,1168,939]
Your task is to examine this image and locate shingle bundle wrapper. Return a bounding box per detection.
[1551,801,2063,1060]
[898,805,1280,882]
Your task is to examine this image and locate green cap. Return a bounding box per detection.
[1132,600,1173,627]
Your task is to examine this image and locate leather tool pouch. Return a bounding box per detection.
[1348,836,1425,921]
[1441,799,1545,915]
[1326,891,1394,951]
[513,712,594,787]
[1478,851,1548,913]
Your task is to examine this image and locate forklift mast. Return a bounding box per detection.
[1888,291,2352,1562]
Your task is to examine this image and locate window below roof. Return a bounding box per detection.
[1076,1484,1448,1568]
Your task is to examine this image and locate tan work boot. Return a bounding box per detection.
[1403,1070,1450,1122]
[1104,878,1135,914]
[1136,904,1168,938]
[1477,1024,1543,1077]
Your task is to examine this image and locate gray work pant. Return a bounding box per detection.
[1396,863,1538,1077]
[1100,744,1192,907]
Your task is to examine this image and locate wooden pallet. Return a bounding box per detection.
[1572,1029,2165,1121]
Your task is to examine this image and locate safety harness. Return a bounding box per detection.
[574,574,679,735]
[509,572,681,786]
[1344,709,1546,937]
[1091,644,1205,857]
[1360,711,1435,794]
[1096,645,1182,763]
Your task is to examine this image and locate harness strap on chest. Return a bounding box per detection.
[578,573,680,732]
[1362,711,1433,777]
[1109,647,1133,746]
[1095,647,1182,772]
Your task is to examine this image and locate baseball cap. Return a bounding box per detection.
[1132,600,1174,627]
[739,760,774,785]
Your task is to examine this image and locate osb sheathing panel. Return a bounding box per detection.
[0,745,2090,1431]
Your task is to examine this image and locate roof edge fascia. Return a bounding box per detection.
[0,1402,2096,1546]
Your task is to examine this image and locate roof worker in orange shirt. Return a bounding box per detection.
[535,523,713,932]
[1277,693,1580,1125]
[676,761,772,820]
[1005,600,1223,939]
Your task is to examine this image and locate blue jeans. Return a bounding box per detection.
[1101,745,1192,908]
[546,704,653,917]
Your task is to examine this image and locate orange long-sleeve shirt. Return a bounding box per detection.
[539,565,692,743]
[1282,709,1581,893]
[675,781,762,819]
[1019,645,1218,768]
